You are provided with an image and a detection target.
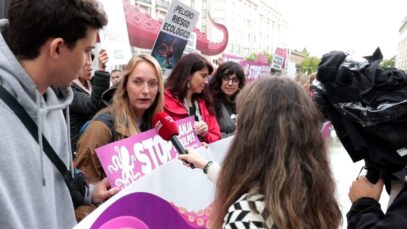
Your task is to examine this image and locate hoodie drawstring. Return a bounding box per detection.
[65,106,74,178]
[35,90,46,186]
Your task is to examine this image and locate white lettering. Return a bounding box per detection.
[133,143,152,175]
[179,122,193,135]
[142,138,160,170]
[153,135,171,163]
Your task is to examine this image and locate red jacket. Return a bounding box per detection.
[164,90,221,143]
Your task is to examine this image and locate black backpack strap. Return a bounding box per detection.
[0,85,69,179]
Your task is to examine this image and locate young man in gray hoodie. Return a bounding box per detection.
[0,0,119,228]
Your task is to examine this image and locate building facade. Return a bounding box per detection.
[208,0,288,58]
[131,0,288,59]
[396,16,407,71]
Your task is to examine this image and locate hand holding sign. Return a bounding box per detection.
[194,121,208,137]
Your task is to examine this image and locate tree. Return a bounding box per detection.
[244,51,273,63]
[381,56,395,68]
[245,53,256,62]
[262,51,273,64]
[300,56,320,74]
[300,48,310,57]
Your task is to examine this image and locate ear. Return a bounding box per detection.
[49,38,65,59]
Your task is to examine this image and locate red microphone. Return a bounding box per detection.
[153,112,186,154]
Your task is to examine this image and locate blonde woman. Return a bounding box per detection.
[75,54,164,184]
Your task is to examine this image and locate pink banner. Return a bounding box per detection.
[221,53,271,81]
[222,53,244,63]
[96,116,201,189]
[255,54,269,64]
[76,136,234,229]
[240,61,271,81]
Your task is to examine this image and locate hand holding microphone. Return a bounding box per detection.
[153,112,194,168]
[178,148,208,169]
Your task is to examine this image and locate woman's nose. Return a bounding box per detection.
[141,83,150,93]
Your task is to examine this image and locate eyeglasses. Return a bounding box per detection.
[222,76,240,84]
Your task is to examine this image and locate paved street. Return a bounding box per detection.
[327,134,389,228]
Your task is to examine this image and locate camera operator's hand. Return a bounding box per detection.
[91,178,120,205]
[348,176,384,203]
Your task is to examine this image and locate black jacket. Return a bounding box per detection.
[215,101,236,138]
[347,184,407,228]
[69,70,110,153]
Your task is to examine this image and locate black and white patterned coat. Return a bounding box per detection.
[223,193,274,229]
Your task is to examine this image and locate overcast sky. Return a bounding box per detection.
[280,0,407,59]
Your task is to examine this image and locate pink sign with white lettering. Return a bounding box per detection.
[96,116,201,189]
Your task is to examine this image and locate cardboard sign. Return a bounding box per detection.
[98,0,132,66]
[151,0,199,69]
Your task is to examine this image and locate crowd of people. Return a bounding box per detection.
[0,0,405,228]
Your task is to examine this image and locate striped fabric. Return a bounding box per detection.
[223,193,274,229]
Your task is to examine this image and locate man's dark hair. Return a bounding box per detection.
[5,0,107,60]
[111,69,121,74]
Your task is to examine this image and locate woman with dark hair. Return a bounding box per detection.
[209,61,245,138]
[164,53,221,143]
[179,77,342,229]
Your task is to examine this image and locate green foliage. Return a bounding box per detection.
[300,56,320,74]
[244,51,273,63]
[301,48,310,57]
[263,51,273,63]
[380,56,395,68]
[245,53,256,61]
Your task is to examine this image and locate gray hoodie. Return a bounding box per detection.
[0,20,76,228]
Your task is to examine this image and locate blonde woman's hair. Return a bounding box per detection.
[101,54,164,138]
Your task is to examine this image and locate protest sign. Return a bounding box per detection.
[96,116,201,190]
[271,47,287,71]
[98,0,132,66]
[222,54,271,81]
[241,61,271,81]
[151,0,199,69]
[75,136,234,229]
[183,32,197,55]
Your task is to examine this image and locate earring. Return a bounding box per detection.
[187,81,191,88]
